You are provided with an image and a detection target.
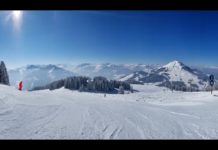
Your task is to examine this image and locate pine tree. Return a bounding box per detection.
[0,61,10,85]
[118,85,124,94]
[79,84,84,92]
[130,85,134,93]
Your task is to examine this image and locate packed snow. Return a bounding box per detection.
[0,83,218,139]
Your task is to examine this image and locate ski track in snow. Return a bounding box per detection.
[1,84,218,139]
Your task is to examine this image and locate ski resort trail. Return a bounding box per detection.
[1,84,218,139]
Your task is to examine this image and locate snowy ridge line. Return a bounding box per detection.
[120,60,211,91]
[7,60,218,92]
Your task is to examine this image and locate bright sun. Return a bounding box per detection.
[12,11,23,20]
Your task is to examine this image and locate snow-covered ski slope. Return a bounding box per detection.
[0,84,218,139]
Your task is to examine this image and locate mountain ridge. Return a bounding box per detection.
[120,60,209,91]
[7,61,217,91]
[8,64,76,90]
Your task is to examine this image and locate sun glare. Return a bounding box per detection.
[12,11,23,20]
[9,10,23,31]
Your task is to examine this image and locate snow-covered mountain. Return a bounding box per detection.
[8,64,76,90]
[120,61,209,91]
[57,63,159,80]
[8,63,159,90]
[8,61,213,91]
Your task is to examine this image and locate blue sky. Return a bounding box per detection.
[0,10,218,69]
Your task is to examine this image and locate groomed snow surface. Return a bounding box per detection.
[0,84,218,139]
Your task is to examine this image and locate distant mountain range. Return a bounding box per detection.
[8,61,217,91]
[57,63,158,80]
[120,61,209,91]
[8,64,75,90]
[192,66,218,79]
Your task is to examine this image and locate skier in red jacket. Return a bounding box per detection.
[18,81,23,91]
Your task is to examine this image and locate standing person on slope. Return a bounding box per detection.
[18,81,23,91]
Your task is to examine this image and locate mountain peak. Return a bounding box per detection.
[163,60,184,69]
[26,64,59,70]
[26,65,39,69]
